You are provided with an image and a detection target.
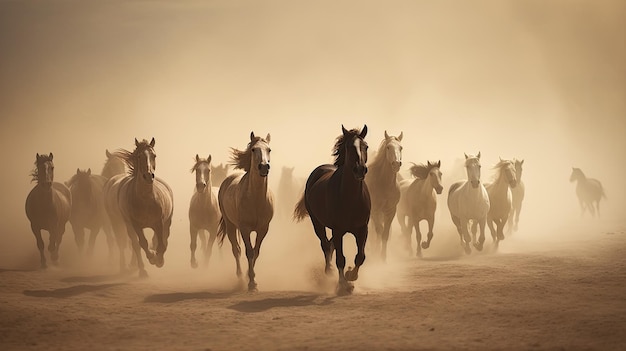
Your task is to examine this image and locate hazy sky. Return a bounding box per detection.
[1,0,624,243]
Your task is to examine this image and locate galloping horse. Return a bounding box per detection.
[447,153,490,254]
[397,161,443,257]
[218,132,274,292]
[189,155,221,268]
[365,130,403,262]
[294,125,370,294]
[570,167,605,217]
[480,159,517,246]
[101,149,126,179]
[508,159,525,233]
[25,153,72,268]
[66,168,114,258]
[103,138,174,277]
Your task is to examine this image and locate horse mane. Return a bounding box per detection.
[230,135,268,172]
[408,162,438,179]
[112,139,154,177]
[332,127,363,167]
[30,154,53,183]
[491,159,513,182]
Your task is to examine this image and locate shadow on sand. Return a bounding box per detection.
[228,294,334,313]
[23,283,125,298]
[144,290,241,303]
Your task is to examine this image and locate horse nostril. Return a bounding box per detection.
[267,164,270,169]
[152,173,155,179]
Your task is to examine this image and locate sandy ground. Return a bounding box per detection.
[1,217,625,351]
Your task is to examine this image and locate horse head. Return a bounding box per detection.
[342,124,369,181]
[428,160,444,194]
[464,152,482,188]
[570,167,584,182]
[35,153,54,188]
[250,132,271,177]
[514,159,524,181]
[135,137,156,184]
[193,154,212,192]
[383,130,403,172]
[499,158,517,188]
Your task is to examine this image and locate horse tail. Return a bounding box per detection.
[217,215,227,246]
[292,194,308,222]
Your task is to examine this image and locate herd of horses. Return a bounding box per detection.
[25,125,606,294]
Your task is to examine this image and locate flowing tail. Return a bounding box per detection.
[217,216,227,246]
[292,194,309,222]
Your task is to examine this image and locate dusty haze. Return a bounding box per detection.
[0,2,625,349]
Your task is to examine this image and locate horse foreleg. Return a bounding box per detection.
[487,218,497,243]
[332,231,353,294]
[459,219,472,254]
[71,224,86,255]
[346,226,368,283]
[422,217,434,250]
[102,223,116,264]
[497,217,506,241]
[475,218,486,251]
[250,228,269,291]
[50,225,65,264]
[86,226,99,257]
[204,225,218,268]
[225,224,242,278]
[190,225,199,268]
[128,232,147,278]
[31,225,46,269]
[129,223,152,277]
[413,218,423,257]
[240,229,257,292]
[380,212,394,262]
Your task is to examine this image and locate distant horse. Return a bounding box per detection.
[101,149,126,179]
[103,138,174,277]
[294,125,370,294]
[447,153,490,254]
[365,130,403,262]
[211,162,229,187]
[479,159,517,246]
[25,153,72,268]
[189,154,221,268]
[508,159,525,233]
[218,132,274,292]
[66,168,114,258]
[277,166,304,220]
[570,167,605,217]
[397,161,443,257]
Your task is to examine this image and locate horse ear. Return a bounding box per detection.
[341,125,348,135]
[384,130,390,139]
[464,153,469,159]
[36,153,40,161]
[360,124,368,138]
[499,156,503,162]
[398,131,403,141]
[207,155,212,164]
[76,168,80,174]
[195,154,200,162]
[266,133,271,143]
[477,152,481,159]
[49,152,53,160]
[106,149,111,158]
[520,159,524,165]
[150,137,155,147]
[135,138,140,147]
[87,168,91,175]
[427,161,432,167]
[250,131,256,141]
[437,160,441,168]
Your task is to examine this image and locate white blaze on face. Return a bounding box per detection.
[353,138,362,163]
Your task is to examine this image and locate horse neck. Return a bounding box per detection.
[241,170,269,198]
[371,161,397,189]
[339,165,365,195]
[130,174,154,196]
[491,170,510,191]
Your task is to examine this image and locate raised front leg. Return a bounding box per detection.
[345,225,368,283]
[422,217,434,250]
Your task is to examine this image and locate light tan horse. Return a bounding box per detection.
[508,159,525,233]
[211,162,230,188]
[189,154,221,268]
[218,132,274,292]
[397,161,443,257]
[475,159,517,247]
[570,167,605,217]
[365,130,403,262]
[447,153,490,254]
[66,168,114,259]
[103,138,174,278]
[25,153,72,268]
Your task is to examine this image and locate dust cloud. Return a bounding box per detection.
[0,1,624,291]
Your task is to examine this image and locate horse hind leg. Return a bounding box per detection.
[224,221,242,278]
[311,219,334,275]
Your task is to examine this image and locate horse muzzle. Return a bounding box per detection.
[353,165,368,181]
[509,180,517,188]
[391,161,402,173]
[196,182,207,192]
[143,172,155,183]
[258,163,270,177]
[435,185,443,194]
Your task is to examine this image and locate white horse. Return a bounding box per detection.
[570,167,605,217]
[479,159,517,247]
[447,153,490,254]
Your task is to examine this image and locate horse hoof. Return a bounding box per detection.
[497,234,505,241]
[474,242,484,251]
[345,268,358,282]
[248,283,258,293]
[337,282,354,295]
[324,266,335,276]
[421,241,430,249]
[464,245,472,255]
[416,250,422,258]
[138,270,149,279]
[191,260,198,269]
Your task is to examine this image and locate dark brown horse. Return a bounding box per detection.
[294,125,371,294]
